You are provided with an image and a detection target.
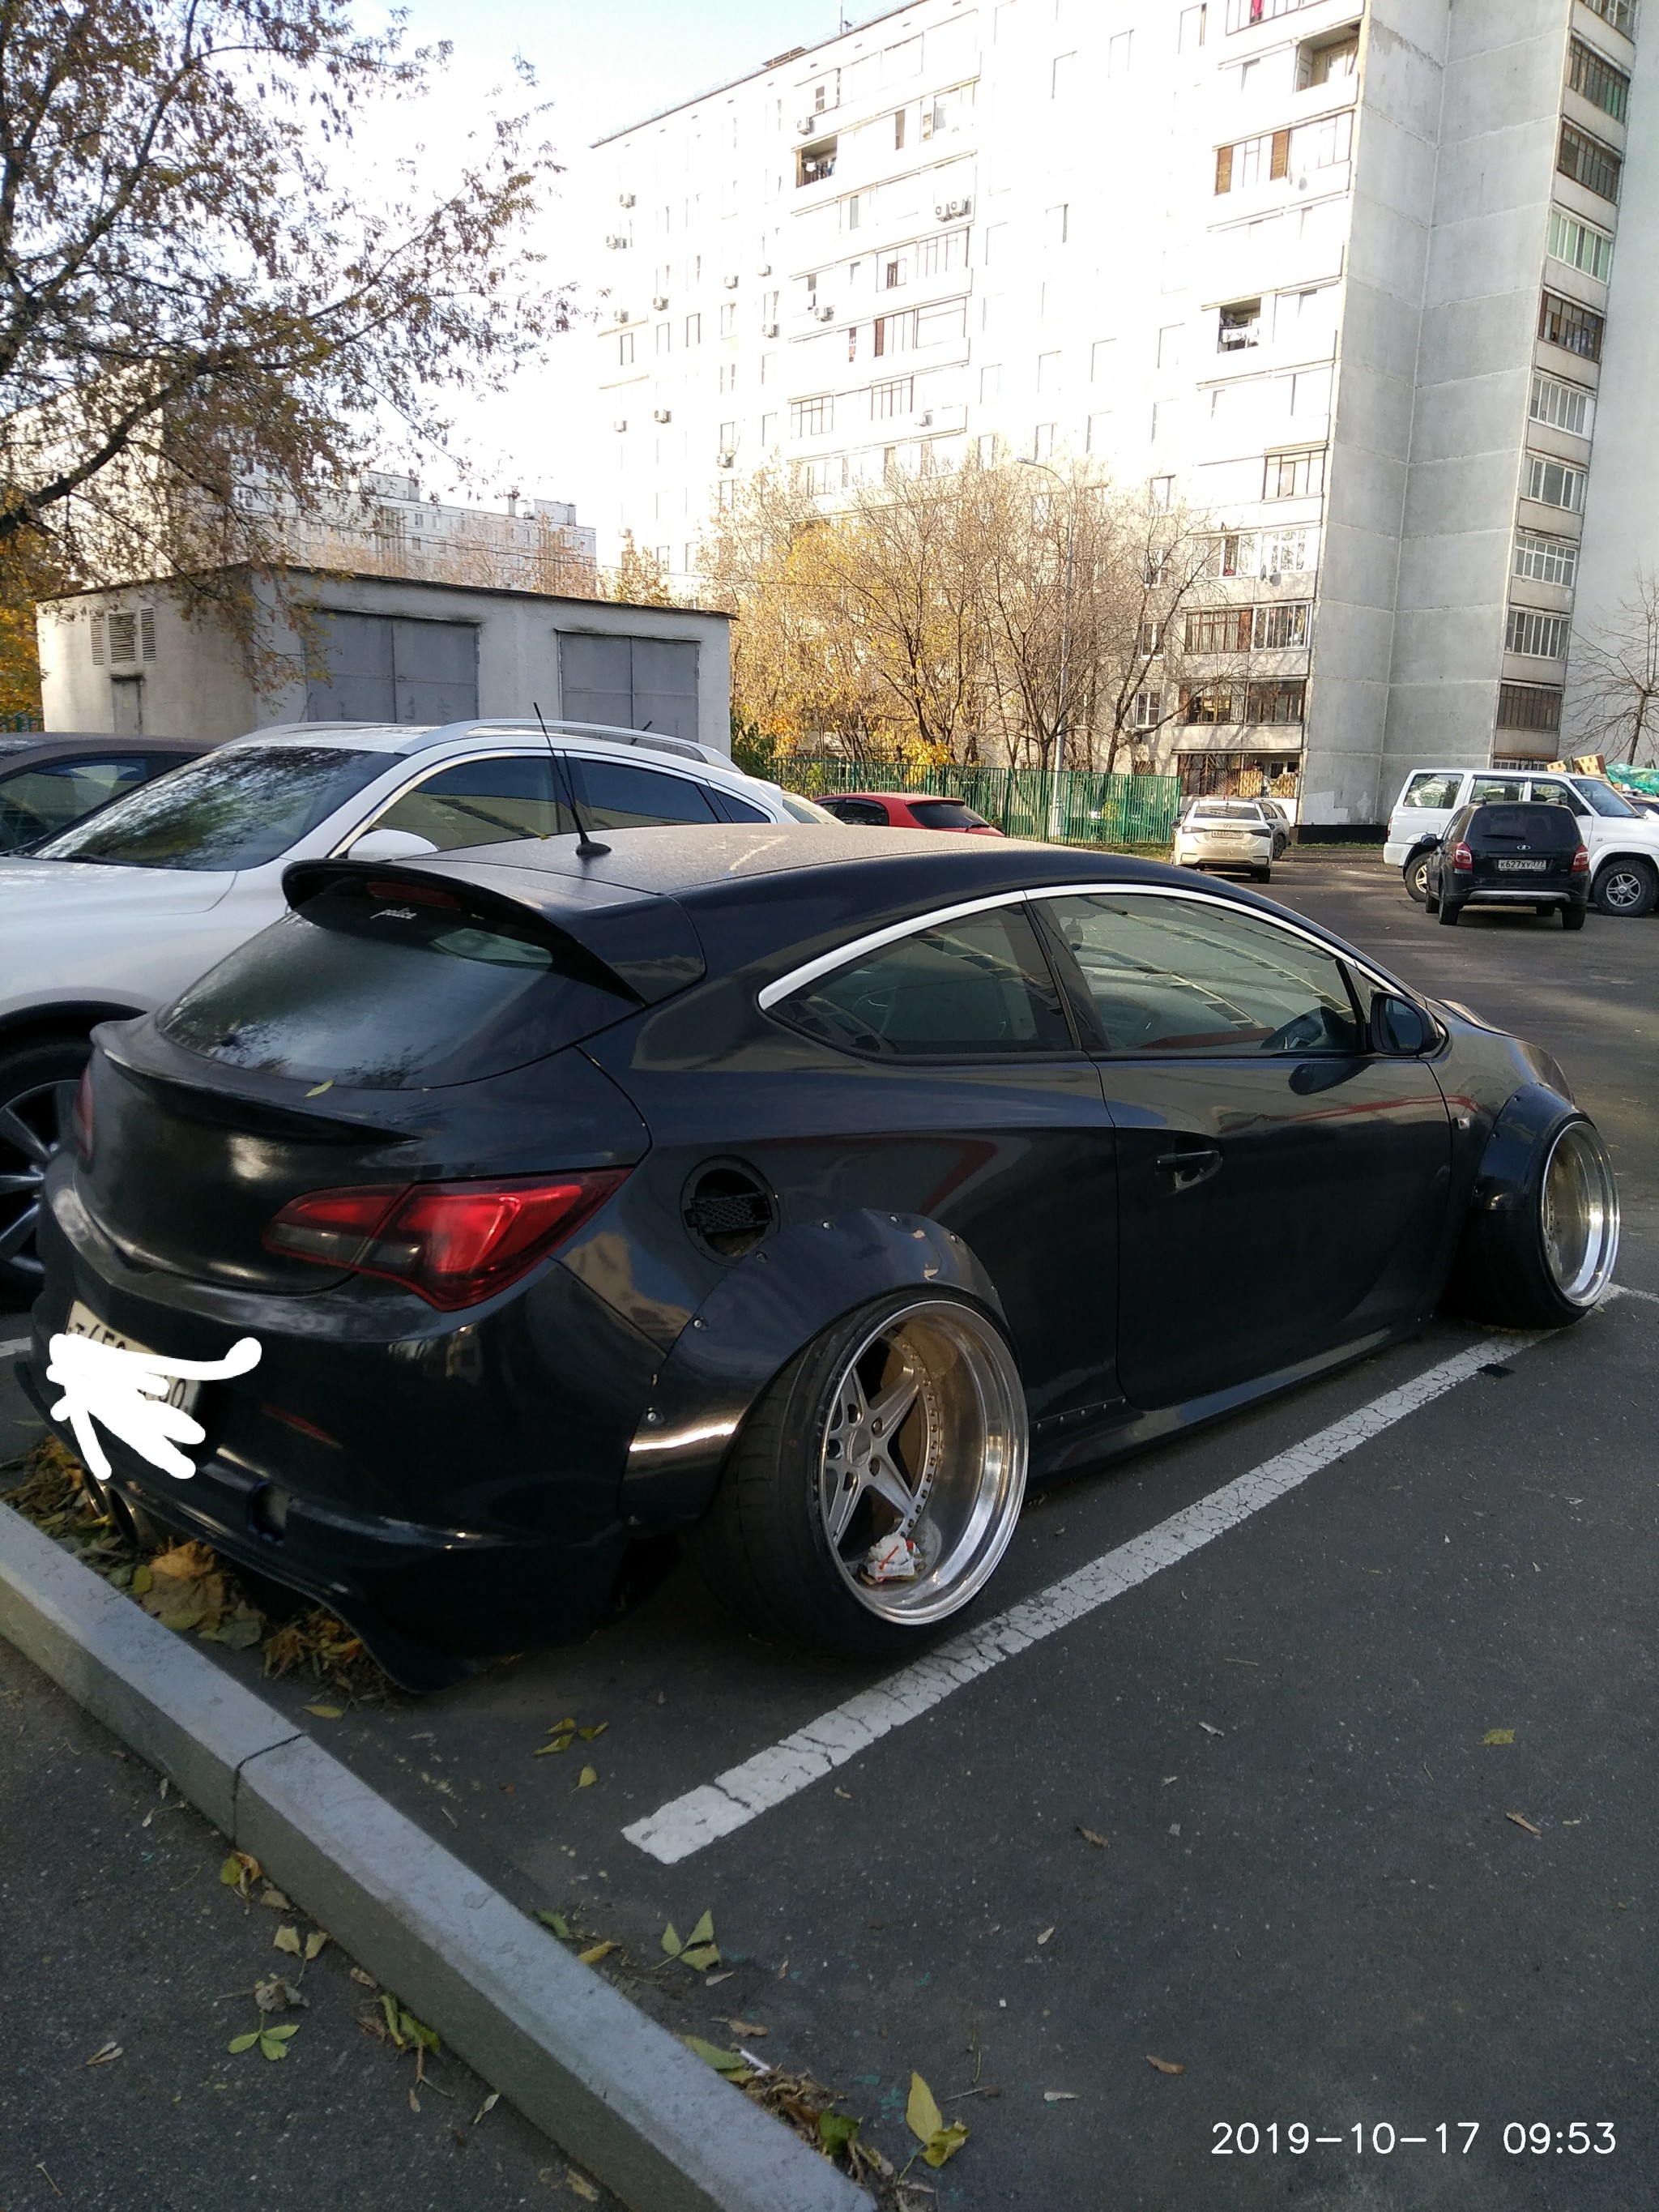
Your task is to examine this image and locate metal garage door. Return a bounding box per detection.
[305,613,478,724]
[558,633,698,744]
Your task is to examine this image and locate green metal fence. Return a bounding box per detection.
[0,712,41,732]
[784,757,1182,848]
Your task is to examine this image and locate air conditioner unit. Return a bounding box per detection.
[612,418,629,433]
[603,233,630,249]
[616,307,632,323]
[757,263,773,276]
[718,449,736,468]
[618,192,636,208]
[651,294,668,310]
[724,274,740,288]
[653,407,672,423]
[762,322,780,338]
[934,197,971,220]
[816,305,835,322]
[796,115,817,135]
[917,410,933,427]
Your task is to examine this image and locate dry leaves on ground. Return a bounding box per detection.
[661,1911,720,1973]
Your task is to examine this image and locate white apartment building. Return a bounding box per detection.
[590,0,1646,827]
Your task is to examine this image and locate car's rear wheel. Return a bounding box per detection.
[691,1291,1028,1659]
[1445,1116,1619,1329]
[1437,898,1461,926]
[1251,864,1272,883]
[1562,902,1587,931]
[1403,851,1434,903]
[0,1036,89,1302]
[1593,856,1658,917]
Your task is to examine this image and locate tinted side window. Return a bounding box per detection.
[710,788,771,823]
[1043,894,1361,1056]
[573,759,719,829]
[1399,773,1462,809]
[369,756,574,850]
[776,907,1073,1059]
[1469,776,1526,805]
[0,754,150,849]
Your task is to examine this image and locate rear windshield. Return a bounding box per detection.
[1192,802,1262,822]
[159,876,637,1087]
[36,746,389,870]
[909,798,990,830]
[1469,805,1579,845]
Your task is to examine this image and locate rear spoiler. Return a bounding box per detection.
[281,858,706,1007]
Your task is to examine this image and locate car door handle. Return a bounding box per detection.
[1154,1145,1222,1191]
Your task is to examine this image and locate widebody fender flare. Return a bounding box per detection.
[621,1208,1004,1524]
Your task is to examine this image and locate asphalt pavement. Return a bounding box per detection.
[3,856,1657,2210]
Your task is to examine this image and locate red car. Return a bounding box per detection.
[822,791,1004,835]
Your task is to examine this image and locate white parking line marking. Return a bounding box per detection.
[625,1336,1542,1865]
[0,1336,30,1359]
[1610,1283,1659,1306]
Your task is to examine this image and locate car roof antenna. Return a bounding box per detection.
[534,702,609,858]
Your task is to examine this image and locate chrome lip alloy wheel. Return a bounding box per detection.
[1541,1122,1620,1308]
[817,1299,1028,1625]
[0,1077,76,1279]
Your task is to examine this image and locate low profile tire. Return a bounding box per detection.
[1593,856,1658,917]
[1562,902,1587,931]
[1437,898,1461,926]
[1403,852,1433,904]
[0,1035,89,1301]
[1444,1117,1620,1330]
[689,1291,1029,1659]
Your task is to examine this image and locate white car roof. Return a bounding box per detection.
[220,717,758,787]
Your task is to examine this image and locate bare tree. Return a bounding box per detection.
[0,0,561,623]
[1572,570,1659,765]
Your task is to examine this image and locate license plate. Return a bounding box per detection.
[1494,859,1548,873]
[65,1301,200,1416]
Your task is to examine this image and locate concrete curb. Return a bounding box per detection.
[0,1501,868,2212]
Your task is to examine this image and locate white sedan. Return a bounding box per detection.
[1171,799,1277,883]
[0,715,826,1295]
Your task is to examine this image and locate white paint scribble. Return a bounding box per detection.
[46,1333,262,1480]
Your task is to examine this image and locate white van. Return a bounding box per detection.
[1385,767,1659,918]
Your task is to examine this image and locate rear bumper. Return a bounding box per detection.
[1447,884,1584,907]
[28,1159,663,1679]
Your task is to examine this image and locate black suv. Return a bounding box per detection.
[1426,802,1589,929]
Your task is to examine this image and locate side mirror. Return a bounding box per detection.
[344,828,440,863]
[1371,993,1431,1057]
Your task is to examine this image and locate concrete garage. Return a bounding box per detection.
[35,568,734,755]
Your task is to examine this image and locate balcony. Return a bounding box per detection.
[1226,0,1342,29]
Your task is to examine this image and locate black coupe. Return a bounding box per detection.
[23,829,1620,1685]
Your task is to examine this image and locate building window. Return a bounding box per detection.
[1037,350,1062,391]
[1297,29,1358,88]
[717,361,737,393]
[1132,689,1162,729]
[1138,620,1165,656]
[1214,126,1290,193]
[1149,475,1175,510]
[1497,681,1564,733]
[719,420,737,448]
[719,301,736,336]
[1505,608,1571,659]
[1547,207,1614,283]
[801,454,848,496]
[893,106,907,150]
[1530,373,1593,437]
[1252,601,1311,649]
[1244,679,1307,724]
[1581,0,1635,30]
[655,321,672,354]
[1186,607,1254,655]
[1218,299,1262,350]
[1046,203,1070,245]
[761,411,778,446]
[1513,531,1580,587]
[1260,527,1314,575]
[873,311,915,357]
[791,394,833,436]
[1568,36,1630,122]
[797,139,837,186]
[1180,683,1236,724]
[1558,120,1621,202]
[917,229,969,277]
[1539,289,1605,361]
[1264,447,1326,499]
[1034,423,1056,459]
[1524,452,1587,511]
[684,313,702,345]
[617,331,635,365]
[870,376,913,419]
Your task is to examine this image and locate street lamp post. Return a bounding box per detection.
[1019,455,1076,841]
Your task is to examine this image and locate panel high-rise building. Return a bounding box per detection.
[589,0,1642,827]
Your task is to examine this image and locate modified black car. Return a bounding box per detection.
[23,830,1619,1685]
[1425,801,1590,929]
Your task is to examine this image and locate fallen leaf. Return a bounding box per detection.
[684,2035,751,2077]
[305,1704,345,1720]
[408,2086,420,2113]
[1043,2090,1077,2103]
[273,1924,303,1956]
[533,1736,574,1758]
[228,2032,260,2054]
[537,1910,573,1939]
[567,2175,601,2204]
[727,2018,768,2038]
[1145,2056,1185,2076]
[1507,1812,1542,1837]
[578,1941,620,1966]
[576,1765,597,1789]
[84,2041,122,2066]
[1199,1721,1224,1737]
[681,1945,719,1970]
[686,1910,715,1946]
[472,2090,500,2125]
[349,1967,377,1988]
[819,2112,860,2154]
[305,1079,335,1097]
[254,1974,304,2013]
[906,2068,969,2170]
[130,1564,153,1594]
[1037,1925,1055,1945]
[703,1971,733,1987]
[1077,1826,1111,1849]
[661,1921,682,1957]
[1483,1729,1516,1745]
[259,2024,298,2060]
[257,1885,291,1911]
[304,1931,328,1962]
[219,1849,261,1895]
[578,1723,608,1741]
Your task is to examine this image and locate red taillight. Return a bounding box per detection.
[71,1064,95,1162]
[1452,842,1473,872]
[1572,843,1589,873]
[263,1173,628,1309]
